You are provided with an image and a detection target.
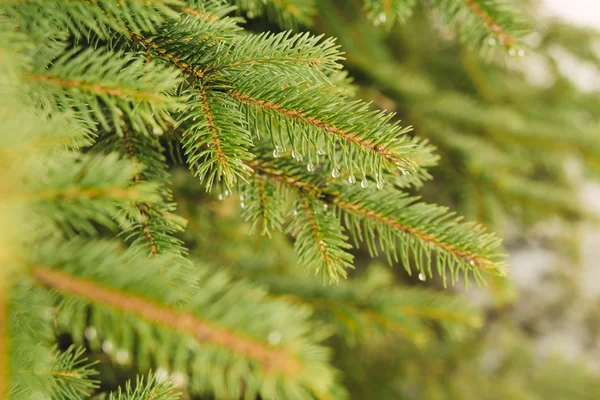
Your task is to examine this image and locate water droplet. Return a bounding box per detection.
[218,194,223,201]
[101,340,114,354]
[171,372,187,388]
[378,13,387,23]
[224,190,230,196]
[116,349,130,364]
[273,149,280,158]
[240,194,245,201]
[152,126,163,136]
[317,148,325,155]
[291,149,299,159]
[323,204,328,210]
[508,48,517,56]
[418,273,426,281]
[469,260,475,266]
[488,37,496,46]
[376,181,384,190]
[276,145,284,153]
[268,331,282,345]
[360,179,369,188]
[517,49,525,57]
[307,163,315,172]
[240,201,245,209]
[84,326,97,340]
[155,367,169,382]
[293,209,298,216]
[348,175,356,184]
[331,168,340,178]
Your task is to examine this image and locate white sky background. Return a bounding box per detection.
[541,0,600,29]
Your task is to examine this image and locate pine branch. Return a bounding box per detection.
[293,194,354,282]
[26,46,182,136]
[431,0,528,49]
[363,0,416,28]
[240,174,287,236]
[96,131,188,257]
[47,346,99,399]
[247,156,504,284]
[32,239,342,399]
[33,267,301,374]
[24,153,160,237]
[180,87,254,189]
[7,0,182,40]
[108,373,178,400]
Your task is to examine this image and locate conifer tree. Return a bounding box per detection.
[1,0,598,399]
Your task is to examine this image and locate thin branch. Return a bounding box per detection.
[27,74,164,101]
[122,131,159,256]
[299,195,332,268]
[31,267,300,375]
[197,85,228,173]
[229,90,410,165]
[130,34,208,81]
[462,0,514,46]
[333,198,494,269]
[249,159,495,270]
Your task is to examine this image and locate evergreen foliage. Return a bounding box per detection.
[1,0,599,399]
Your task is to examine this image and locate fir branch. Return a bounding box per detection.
[363,0,416,28]
[26,47,182,136]
[7,0,182,40]
[461,0,514,47]
[431,0,529,49]
[108,374,178,400]
[32,267,301,375]
[247,156,503,284]
[180,88,254,189]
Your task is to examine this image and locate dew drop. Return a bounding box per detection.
[276,145,284,153]
[240,194,245,201]
[378,13,387,23]
[487,37,496,46]
[469,260,475,266]
[293,209,298,216]
[291,149,299,159]
[307,163,315,172]
[323,203,328,210]
[224,190,230,196]
[360,179,369,188]
[240,201,245,209]
[418,273,426,282]
[116,349,130,364]
[317,148,325,156]
[155,367,169,382]
[331,168,340,178]
[508,48,517,56]
[171,372,187,388]
[218,194,223,201]
[101,340,114,354]
[273,149,280,158]
[376,181,384,190]
[84,326,97,341]
[348,175,356,184]
[268,331,282,345]
[517,49,525,57]
[152,126,163,136]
